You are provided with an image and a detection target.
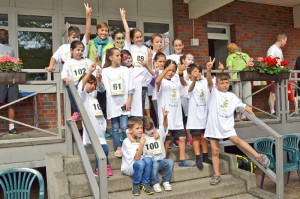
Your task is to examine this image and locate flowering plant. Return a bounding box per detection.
[243,56,289,74]
[0,56,23,72]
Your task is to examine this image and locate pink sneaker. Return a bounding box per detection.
[107,165,113,176]
[68,112,81,121]
[187,138,193,147]
[94,168,99,176]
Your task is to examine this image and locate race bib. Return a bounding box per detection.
[109,77,125,95]
[143,137,163,156]
[89,97,103,117]
[70,62,88,82]
[132,52,148,67]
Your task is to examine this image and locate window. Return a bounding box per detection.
[17,15,53,72]
[108,20,136,33]
[0,14,8,27]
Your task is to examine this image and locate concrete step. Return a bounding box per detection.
[64,146,197,175]
[220,193,260,199]
[108,175,247,199]
[68,160,229,198]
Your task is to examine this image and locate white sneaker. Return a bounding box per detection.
[163,182,172,191]
[153,183,162,193]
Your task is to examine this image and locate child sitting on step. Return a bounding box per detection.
[205,57,270,186]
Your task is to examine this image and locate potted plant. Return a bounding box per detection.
[0,55,27,84]
[240,56,290,81]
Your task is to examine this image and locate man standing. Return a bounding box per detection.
[267,33,287,116]
[0,29,20,135]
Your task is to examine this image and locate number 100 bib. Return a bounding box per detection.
[109,78,125,96]
[143,137,163,156]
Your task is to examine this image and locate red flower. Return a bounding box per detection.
[280,60,288,67]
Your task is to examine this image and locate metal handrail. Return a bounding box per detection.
[66,82,108,199]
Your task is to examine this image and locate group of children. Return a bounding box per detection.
[47,4,271,196]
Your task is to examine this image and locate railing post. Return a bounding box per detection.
[275,136,284,199]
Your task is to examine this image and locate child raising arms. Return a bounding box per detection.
[205,57,270,185]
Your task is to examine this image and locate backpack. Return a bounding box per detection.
[236,155,256,173]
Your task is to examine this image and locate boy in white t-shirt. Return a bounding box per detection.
[45,3,92,72]
[121,117,154,196]
[204,57,270,185]
[179,63,212,170]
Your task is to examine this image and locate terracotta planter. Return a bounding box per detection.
[0,72,27,84]
[239,71,290,81]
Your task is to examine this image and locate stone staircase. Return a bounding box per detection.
[45,139,276,199]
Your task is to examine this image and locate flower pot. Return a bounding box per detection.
[0,72,27,84]
[239,71,290,81]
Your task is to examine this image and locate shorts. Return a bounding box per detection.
[205,137,229,142]
[267,81,276,93]
[190,129,205,136]
[165,129,186,141]
[0,84,19,104]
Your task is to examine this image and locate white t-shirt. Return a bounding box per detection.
[52,36,88,64]
[0,44,14,57]
[143,127,168,161]
[101,66,133,119]
[167,54,182,66]
[61,58,96,85]
[157,77,185,130]
[124,42,148,68]
[267,44,284,61]
[186,79,210,129]
[121,138,141,176]
[77,81,107,146]
[129,66,153,117]
[204,86,246,139]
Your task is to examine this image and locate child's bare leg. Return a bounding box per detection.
[229,136,260,159]
[164,139,171,156]
[178,136,186,160]
[210,139,221,176]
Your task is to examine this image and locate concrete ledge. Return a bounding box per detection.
[53,171,69,199]
[249,187,276,199]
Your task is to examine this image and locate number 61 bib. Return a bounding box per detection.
[143,137,163,156]
[109,77,125,96]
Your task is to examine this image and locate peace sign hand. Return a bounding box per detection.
[206,57,215,71]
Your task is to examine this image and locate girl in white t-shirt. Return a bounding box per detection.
[167,39,184,66]
[156,60,195,167]
[77,64,112,176]
[61,41,98,121]
[101,48,133,157]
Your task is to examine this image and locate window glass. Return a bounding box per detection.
[18,32,52,71]
[108,20,136,33]
[18,15,52,28]
[144,22,169,34]
[65,17,97,26]
[208,27,226,34]
[0,14,8,26]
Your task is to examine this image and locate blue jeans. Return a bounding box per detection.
[151,159,174,184]
[66,86,78,112]
[95,144,109,169]
[132,157,153,185]
[111,115,128,148]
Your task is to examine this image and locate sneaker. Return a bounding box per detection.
[68,112,81,121]
[196,156,203,170]
[153,183,162,193]
[141,183,154,195]
[162,182,172,191]
[257,154,270,169]
[178,160,196,167]
[173,139,179,148]
[107,165,113,176]
[132,184,141,196]
[114,148,122,158]
[187,138,193,147]
[94,168,99,177]
[210,175,221,185]
[8,128,22,135]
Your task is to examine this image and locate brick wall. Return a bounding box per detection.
[0,93,64,132]
[173,0,300,112]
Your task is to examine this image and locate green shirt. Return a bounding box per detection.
[88,40,114,63]
[226,52,250,79]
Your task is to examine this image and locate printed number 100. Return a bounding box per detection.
[145,142,159,150]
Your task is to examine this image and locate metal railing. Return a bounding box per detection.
[66,82,108,199]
